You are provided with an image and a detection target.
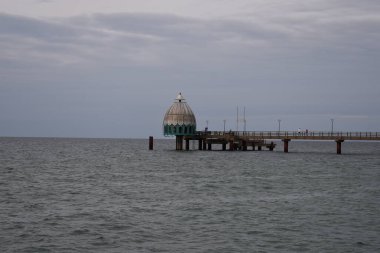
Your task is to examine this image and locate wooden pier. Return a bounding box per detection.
[182,131,275,151]
[176,131,380,154]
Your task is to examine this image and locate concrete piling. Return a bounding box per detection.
[283,139,290,153]
[229,140,234,151]
[198,139,203,150]
[176,135,183,150]
[242,140,247,151]
[269,142,275,151]
[336,140,344,154]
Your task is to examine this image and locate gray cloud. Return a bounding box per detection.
[1,3,380,137]
[0,13,81,42]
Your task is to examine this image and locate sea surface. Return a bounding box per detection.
[0,137,379,252]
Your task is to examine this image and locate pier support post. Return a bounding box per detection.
[242,140,247,151]
[282,139,291,153]
[269,142,275,151]
[229,140,234,151]
[336,140,344,154]
[149,136,154,150]
[185,139,190,151]
[222,143,226,151]
[258,145,262,151]
[208,142,212,150]
[176,135,183,150]
[252,143,256,151]
[198,139,203,150]
[203,139,207,150]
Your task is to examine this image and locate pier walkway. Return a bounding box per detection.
[182,131,380,154]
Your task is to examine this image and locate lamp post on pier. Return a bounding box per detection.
[223,119,226,133]
[277,119,282,133]
[330,118,334,134]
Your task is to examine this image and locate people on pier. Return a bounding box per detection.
[296,128,309,136]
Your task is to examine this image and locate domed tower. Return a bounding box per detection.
[163,93,197,150]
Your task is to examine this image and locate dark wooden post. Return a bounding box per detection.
[222,142,226,151]
[336,140,344,154]
[176,135,183,150]
[208,142,212,150]
[149,136,154,150]
[269,142,274,151]
[203,139,207,150]
[229,140,234,151]
[242,140,247,151]
[282,139,290,153]
[185,139,190,151]
[252,143,256,151]
[198,139,203,150]
[258,145,262,151]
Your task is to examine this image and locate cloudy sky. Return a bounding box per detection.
[1,0,379,138]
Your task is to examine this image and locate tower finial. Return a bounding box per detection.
[176,92,185,102]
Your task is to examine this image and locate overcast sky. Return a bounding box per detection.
[1,0,379,138]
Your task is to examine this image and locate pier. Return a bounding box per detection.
[162,93,379,154]
[177,131,380,154]
[183,131,275,151]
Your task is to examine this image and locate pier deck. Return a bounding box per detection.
[226,131,380,141]
[180,131,380,154]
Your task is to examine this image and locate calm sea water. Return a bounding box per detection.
[0,137,379,252]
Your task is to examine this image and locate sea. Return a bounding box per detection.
[0,137,379,253]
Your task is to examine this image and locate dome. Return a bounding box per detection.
[163,93,197,136]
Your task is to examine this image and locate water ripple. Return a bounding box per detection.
[1,138,379,252]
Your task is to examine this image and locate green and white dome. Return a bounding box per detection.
[163,93,197,136]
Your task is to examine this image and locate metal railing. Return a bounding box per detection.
[195,131,380,140]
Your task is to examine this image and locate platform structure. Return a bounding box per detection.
[161,94,379,154]
[179,131,380,154]
[184,131,275,151]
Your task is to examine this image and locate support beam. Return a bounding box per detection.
[282,139,291,153]
[252,144,256,151]
[185,139,190,151]
[336,140,344,154]
[176,135,183,150]
[222,143,226,151]
[208,142,212,150]
[203,139,207,150]
[258,146,262,151]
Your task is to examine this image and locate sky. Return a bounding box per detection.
[1,0,379,138]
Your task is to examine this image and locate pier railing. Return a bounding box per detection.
[195,131,380,141]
